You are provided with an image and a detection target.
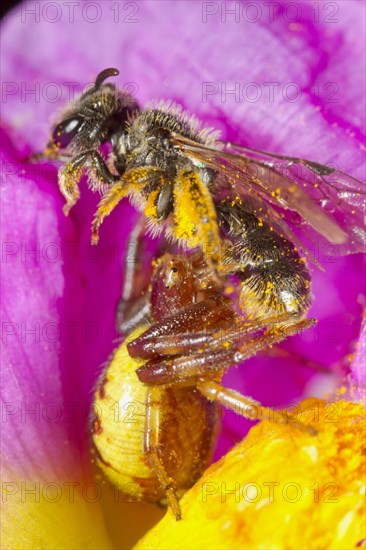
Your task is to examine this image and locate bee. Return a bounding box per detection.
[90,236,314,520]
[41,67,365,341]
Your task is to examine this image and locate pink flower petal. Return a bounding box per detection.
[349,315,366,401]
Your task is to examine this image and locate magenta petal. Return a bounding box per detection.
[349,316,366,401]
[0,127,82,476]
[0,124,138,475]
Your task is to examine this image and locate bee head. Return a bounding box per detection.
[47,68,138,154]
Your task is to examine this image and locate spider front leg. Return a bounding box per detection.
[117,217,153,335]
[59,150,120,215]
[127,293,235,360]
[136,316,315,384]
[137,316,316,433]
[144,387,182,520]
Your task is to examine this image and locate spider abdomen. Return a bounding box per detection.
[90,329,220,506]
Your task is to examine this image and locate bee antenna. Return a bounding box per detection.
[94,68,120,90]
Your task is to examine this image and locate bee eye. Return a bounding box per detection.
[52,116,84,148]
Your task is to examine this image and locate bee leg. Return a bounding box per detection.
[117,217,152,335]
[30,150,73,163]
[91,180,130,244]
[144,387,182,520]
[58,159,81,215]
[196,380,316,434]
[92,166,172,243]
[59,150,119,215]
[173,170,222,264]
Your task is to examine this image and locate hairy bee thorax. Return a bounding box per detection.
[129,101,220,144]
[115,102,220,169]
[110,102,222,251]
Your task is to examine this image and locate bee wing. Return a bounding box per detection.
[222,141,366,254]
[172,135,366,257]
[171,135,321,268]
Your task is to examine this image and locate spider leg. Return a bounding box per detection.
[260,344,329,373]
[136,317,315,385]
[132,331,217,357]
[117,217,153,335]
[128,294,235,359]
[233,317,316,362]
[131,307,314,361]
[144,387,181,520]
[136,312,300,359]
[196,380,315,434]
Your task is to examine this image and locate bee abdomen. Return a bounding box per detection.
[217,202,312,318]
